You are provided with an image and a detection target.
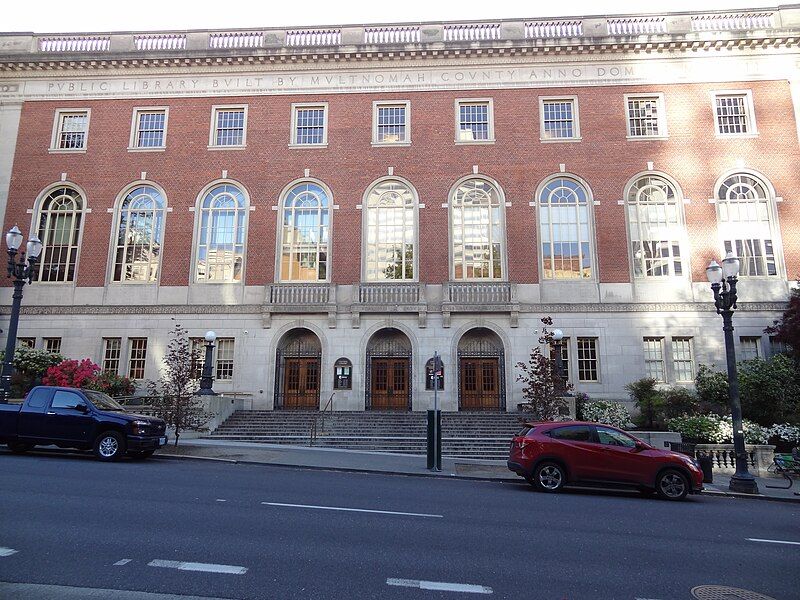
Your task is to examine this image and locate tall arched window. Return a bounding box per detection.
[538,176,594,279]
[626,174,685,278]
[716,172,779,277]
[112,185,166,282]
[364,179,417,281]
[195,183,247,282]
[35,186,84,282]
[451,178,504,280]
[279,181,330,281]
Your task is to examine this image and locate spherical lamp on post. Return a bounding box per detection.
[1,227,41,403]
[197,330,218,396]
[706,253,758,494]
[552,328,565,387]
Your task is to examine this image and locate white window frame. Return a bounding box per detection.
[576,337,600,383]
[670,337,695,383]
[712,90,757,137]
[32,183,86,284]
[539,95,581,142]
[643,337,666,382]
[215,338,235,381]
[372,100,411,146]
[624,93,668,140]
[127,337,148,380]
[454,98,495,144]
[128,106,169,151]
[290,102,329,147]
[49,108,91,153]
[739,336,762,361]
[208,104,248,149]
[101,337,122,375]
[43,337,62,354]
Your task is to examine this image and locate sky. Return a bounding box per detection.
[1,0,782,33]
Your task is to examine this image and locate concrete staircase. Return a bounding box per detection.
[206,410,524,459]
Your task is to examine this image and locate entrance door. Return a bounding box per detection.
[370,358,409,410]
[460,358,500,410]
[283,357,320,409]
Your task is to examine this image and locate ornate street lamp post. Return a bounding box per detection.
[552,328,566,388]
[196,330,218,396]
[706,252,759,494]
[1,226,42,403]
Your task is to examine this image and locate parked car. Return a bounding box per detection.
[0,386,167,461]
[507,421,704,500]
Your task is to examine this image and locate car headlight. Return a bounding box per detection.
[132,420,149,434]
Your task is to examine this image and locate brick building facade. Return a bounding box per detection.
[0,8,798,411]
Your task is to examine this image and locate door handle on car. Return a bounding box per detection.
[46,411,56,415]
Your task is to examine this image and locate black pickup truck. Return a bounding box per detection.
[0,386,167,461]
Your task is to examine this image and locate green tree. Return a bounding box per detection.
[625,378,664,429]
[694,364,729,414]
[738,354,800,425]
[765,284,800,363]
[661,386,699,419]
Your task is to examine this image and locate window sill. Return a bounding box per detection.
[371,141,412,148]
[288,143,329,149]
[714,132,758,139]
[128,146,166,153]
[193,280,245,285]
[625,135,669,141]
[48,148,86,154]
[454,139,495,145]
[108,281,160,286]
[539,137,582,143]
[207,145,247,151]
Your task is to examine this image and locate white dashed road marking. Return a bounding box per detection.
[215,499,227,502]
[148,559,248,575]
[387,578,493,594]
[0,547,18,557]
[262,502,443,518]
[113,559,132,566]
[747,538,800,546]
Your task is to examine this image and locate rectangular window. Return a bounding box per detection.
[714,92,756,136]
[549,338,570,382]
[216,338,235,381]
[128,338,147,380]
[373,101,410,144]
[769,336,788,357]
[576,338,598,382]
[739,336,762,361]
[43,337,62,354]
[210,105,247,147]
[292,103,328,146]
[671,337,694,382]
[632,240,683,278]
[540,97,579,140]
[723,239,776,277]
[130,108,168,149]
[17,337,35,349]
[455,99,493,143]
[102,338,122,374]
[626,94,666,138]
[51,109,90,151]
[643,337,665,382]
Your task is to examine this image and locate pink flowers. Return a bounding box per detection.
[42,359,100,388]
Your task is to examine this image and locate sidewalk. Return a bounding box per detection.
[157,439,800,501]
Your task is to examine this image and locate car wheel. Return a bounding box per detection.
[7,442,33,454]
[533,461,566,493]
[128,450,154,460]
[656,469,689,501]
[94,431,125,462]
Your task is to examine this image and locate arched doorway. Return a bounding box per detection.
[457,328,505,410]
[366,328,412,410]
[274,328,321,409]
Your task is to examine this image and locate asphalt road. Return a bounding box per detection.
[0,449,797,600]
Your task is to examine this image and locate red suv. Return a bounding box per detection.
[507,421,704,500]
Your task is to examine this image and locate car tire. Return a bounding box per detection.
[7,442,33,454]
[533,461,566,493]
[128,450,155,460]
[94,431,125,462]
[656,469,689,501]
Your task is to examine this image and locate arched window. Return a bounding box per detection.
[112,185,166,282]
[364,179,416,281]
[196,183,247,282]
[451,178,504,280]
[538,177,594,279]
[716,173,779,277]
[626,174,685,278]
[35,186,84,282]
[279,181,330,282]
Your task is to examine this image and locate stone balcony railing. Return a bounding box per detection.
[695,444,776,478]
[442,281,520,328]
[351,283,427,328]
[263,283,337,328]
[2,8,796,60]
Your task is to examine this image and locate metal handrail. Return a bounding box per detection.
[309,393,334,446]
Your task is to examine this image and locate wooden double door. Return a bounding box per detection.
[283,357,320,409]
[370,357,410,410]
[460,357,501,410]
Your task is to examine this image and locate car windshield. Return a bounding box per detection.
[83,390,127,412]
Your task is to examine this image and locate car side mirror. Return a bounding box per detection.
[75,403,89,413]
[633,440,647,452]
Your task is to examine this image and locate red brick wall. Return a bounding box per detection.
[5,80,799,287]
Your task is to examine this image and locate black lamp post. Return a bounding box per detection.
[196,330,217,396]
[1,226,42,404]
[552,328,566,389]
[706,252,758,494]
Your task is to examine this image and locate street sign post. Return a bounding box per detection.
[427,351,443,471]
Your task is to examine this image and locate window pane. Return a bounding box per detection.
[376,105,407,143]
[627,97,660,137]
[671,337,694,382]
[36,186,83,283]
[214,109,245,146]
[280,183,330,281]
[295,107,326,144]
[716,95,749,134]
[643,337,665,382]
[458,102,489,141]
[451,178,503,280]
[58,112,88,149]
[542,100,575,139]
[113,186,165,282]
[196,184,246,282]
[577,338,598,381]
[539,178,592,279]
[365,180,416,281]
[136,111,166,147]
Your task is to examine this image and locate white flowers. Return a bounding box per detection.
[582,400,633,429]
[768,423,800,444]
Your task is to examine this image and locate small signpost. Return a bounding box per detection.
[427,351,443,471]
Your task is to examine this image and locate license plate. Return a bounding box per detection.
[159,437,166,445]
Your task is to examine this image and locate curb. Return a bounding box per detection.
[700,489,800,504]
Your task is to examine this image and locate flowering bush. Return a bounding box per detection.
[582,400,632,429]
[666,413,769,444]
[84,371,136,397]
[767,423,800,445]
[42,359,100,389]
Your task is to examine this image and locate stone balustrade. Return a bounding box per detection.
[268,283,331,305]
[3,8,795,58]
[442,282,519,328]
[352,283,427,328]
[695,444,776,477]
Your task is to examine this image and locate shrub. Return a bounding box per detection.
[661,386,700,419]
[625,378,664,429]
[85,371,136,397]
[694,364,729,414]
[582,400,632,429]
[574,392,590,421]
[42,359,100,388]
[738,354,800,425]
[0,347,65,397]
[767,423,800,445]
[665,413,769,444]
